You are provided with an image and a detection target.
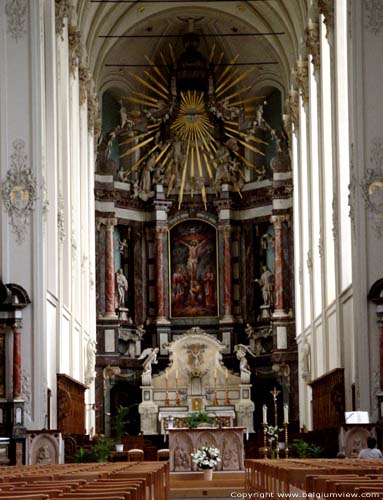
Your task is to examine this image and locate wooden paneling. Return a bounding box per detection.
[57,374,86,434]
[309,368,345,430]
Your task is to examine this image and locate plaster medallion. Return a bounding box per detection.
[5,0,28,41]
[1,139,37,244]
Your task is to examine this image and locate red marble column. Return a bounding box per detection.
[13,323,22,399]
[221,225,233,321]
[271,215,289,316]
[104,218,117,319]
[155,226,167,322]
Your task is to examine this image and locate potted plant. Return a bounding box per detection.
[112,406,130,452]
[185,411,217,429]
[191,445,220,481]
[93,436,115,462]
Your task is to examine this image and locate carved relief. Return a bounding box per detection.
[1,139,38,244]
[22,368,32,419]
[28,433,60,465]
[286,89,299,130]
[292,58,309,104]
[55,0,72,38]
[57,194,66,243]
[87,92,100,131]
[222,433,240,471]
[68,26,82,77]
[305,22,320,71]
[318,0,334,35]
[79,66,91,106]
[365,0,383,35]
[361,137,383,237]
[5,0,28,42]
[174,434,192,471]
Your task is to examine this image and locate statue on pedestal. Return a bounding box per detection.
[138,347,159,385]
[234,344,255,384]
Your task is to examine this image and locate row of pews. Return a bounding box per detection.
[0,461,169,500]
[245,459,383,498]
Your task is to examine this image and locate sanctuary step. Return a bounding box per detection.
[170,471,245,498]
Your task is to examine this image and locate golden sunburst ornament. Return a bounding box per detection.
[112,42,270,209]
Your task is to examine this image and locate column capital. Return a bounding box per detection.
[271,214,290,227]
[96,217,117,231]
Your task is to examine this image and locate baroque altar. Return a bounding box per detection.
[138,327,255,435]
[168,427,245,472]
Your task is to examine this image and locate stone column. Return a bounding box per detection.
[155,226,167,323]
[221,225,233,322]
[13,322,22,399]
[271,215,289,317]
[104,218,117,319]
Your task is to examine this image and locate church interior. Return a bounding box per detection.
[1,0,383,496]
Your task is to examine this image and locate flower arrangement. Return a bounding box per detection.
[265,425,283,446]
[191,446,221,469]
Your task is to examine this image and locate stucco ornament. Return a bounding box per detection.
[365,0,383,35]
[1,140,37,244]
[5,0,28,41]
[361,137,383,237]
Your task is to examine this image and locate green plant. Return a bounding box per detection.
[185,411,217,429]
[93,436,115,462]
[73,447,97,463]
[290,439,324,458]
[112,406,131,442]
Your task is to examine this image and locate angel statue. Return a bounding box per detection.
[138,347,159,386]
[234,344,256,383]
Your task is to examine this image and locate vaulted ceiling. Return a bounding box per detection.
[75,0,308,101]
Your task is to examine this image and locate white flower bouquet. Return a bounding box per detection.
[191,445,221,469]
[265,425,283,445]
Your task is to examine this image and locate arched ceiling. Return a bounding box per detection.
[75,0,307,101]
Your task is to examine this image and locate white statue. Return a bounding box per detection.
[138,347,159,385]
[301,337,311,383]
[116,268,128,308]
[256,265,274,307]
[85,338,97,385]
[234,344,255,383]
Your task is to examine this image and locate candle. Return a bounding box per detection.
[225,368,228,380]
[284,404,289,424]
[263,404,268,424]
[176,369,178,380]
[214,369,217,380]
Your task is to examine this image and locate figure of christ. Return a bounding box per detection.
[172,266,186,308]
[203,265,215,308]
[179,238,208,288]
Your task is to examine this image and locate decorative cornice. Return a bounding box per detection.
[292,58,309,104]
[68,26,82,77]
[55,0,72,38]
[5,0,28,42]
[1,139,37,244]
[305,22,320,72]
[365,0,383,36]
[318,0,334,35]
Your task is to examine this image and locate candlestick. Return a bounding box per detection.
[176,369,178,380]
[283,404,289,424]
[165,369,168,381]
[270,387,281,459]
[225,371,231,405]
[175,371,180,406]
[284,422,289,458]
[225,368,228,380]
[262,423,268,459]
[263,404,268,424]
